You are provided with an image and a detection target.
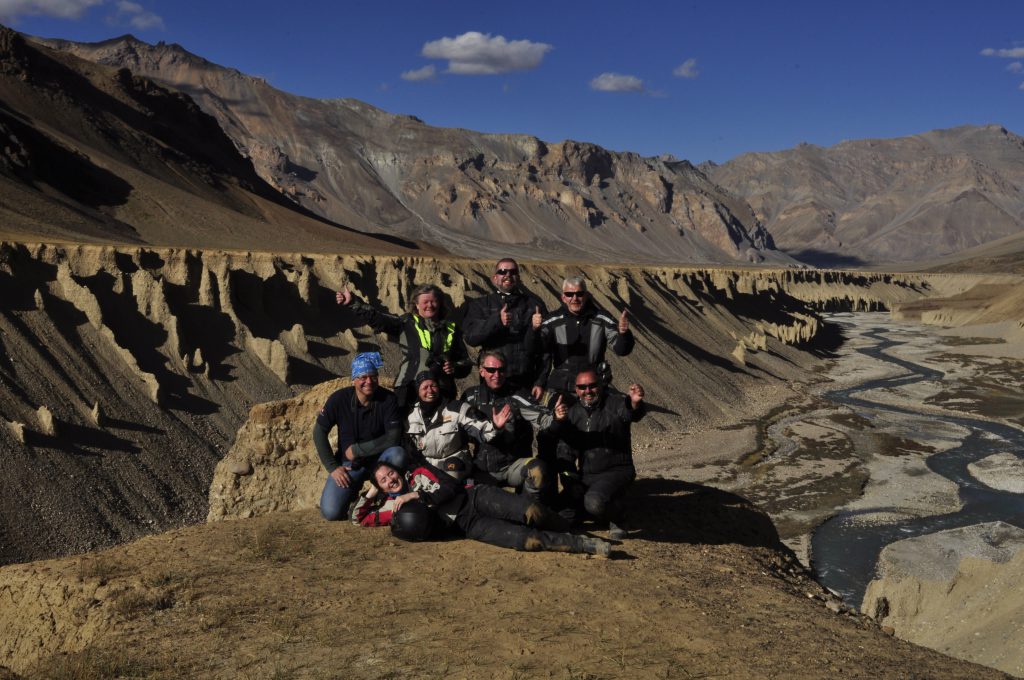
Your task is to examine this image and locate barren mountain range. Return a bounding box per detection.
[30,32,783,265]
[24,33,1024,269]
[706,125,1024,267]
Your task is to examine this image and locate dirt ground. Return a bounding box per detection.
[1,483,1007,680]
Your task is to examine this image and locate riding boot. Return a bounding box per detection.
[522,530,611,557]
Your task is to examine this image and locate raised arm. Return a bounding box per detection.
[462,297,503,347]
[337,286,405,335]
[605,308,635,357]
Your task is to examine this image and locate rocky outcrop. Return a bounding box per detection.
[207,379,342,520]
[863,523,1024,676]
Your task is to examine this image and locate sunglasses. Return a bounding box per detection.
[481,366,506,373]
[495,268,519,276]
[562,291,586,298]
[576,382,600,390]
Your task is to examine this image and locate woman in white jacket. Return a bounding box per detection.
[405,371,511,480]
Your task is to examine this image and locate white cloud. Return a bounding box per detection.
[589,72,644,92]
[0,0,102,21]
[1019,81,1024,91]
[422,31,552,75]
[981,46,1024,58]
[401,64,437,82]
[673,57,699,79]
[1008,62,1023,73]
[114,0,163,30]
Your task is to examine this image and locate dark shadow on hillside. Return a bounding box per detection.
[608,279,750,376]
[24,421,141,456]
[104,417,164,434]
[625,477,782,548]
[78,271,219,415]
[808,318,846,359]
[789,249,869,269]
[287,357,337,387]
[638,401,680,417]
[0,105,133,209]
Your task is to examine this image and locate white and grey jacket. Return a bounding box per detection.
[405,399,497,480]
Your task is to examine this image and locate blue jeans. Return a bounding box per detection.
[320,446,406,521]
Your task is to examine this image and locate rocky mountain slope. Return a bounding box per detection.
[34,33,783,265]
[705,125,1024,267]
[0,27,427,256]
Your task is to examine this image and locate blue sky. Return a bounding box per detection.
[2,0,1022,163]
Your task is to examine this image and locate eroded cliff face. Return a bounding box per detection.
[2,239,989,563]
[0,241,874,563]
[35,34,784,265]
[862,523,1024,676]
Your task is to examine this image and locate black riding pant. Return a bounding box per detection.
[454,485,574,551]
[575,464,635,522]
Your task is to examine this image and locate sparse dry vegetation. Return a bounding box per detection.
[28,647,161,680]
[0,508,1007,679]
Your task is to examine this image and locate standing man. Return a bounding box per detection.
[314,352,406,521]
[534,276,633,397]
[461,350,555,501]
[552,367,646,539]
[463,258,548,393]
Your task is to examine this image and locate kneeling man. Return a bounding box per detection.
[552,367,645,539]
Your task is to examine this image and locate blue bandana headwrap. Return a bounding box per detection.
[351,351,384,378]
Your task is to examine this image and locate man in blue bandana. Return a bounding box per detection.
[314,352,406,520]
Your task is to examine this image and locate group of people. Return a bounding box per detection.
[313,258,646,558]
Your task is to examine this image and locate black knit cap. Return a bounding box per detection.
[414,369,439,386]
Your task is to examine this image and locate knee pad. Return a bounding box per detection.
[523,459,547,493]
[583,492,608,519]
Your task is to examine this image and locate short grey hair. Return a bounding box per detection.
[562,276,587,292]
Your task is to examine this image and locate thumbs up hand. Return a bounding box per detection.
[553,394,567,421]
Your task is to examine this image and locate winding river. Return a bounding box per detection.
[808,315,1024,606]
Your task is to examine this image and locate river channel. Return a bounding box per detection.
[805,314,1024,606]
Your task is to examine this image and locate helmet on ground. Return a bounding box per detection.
[391,500,433,542]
